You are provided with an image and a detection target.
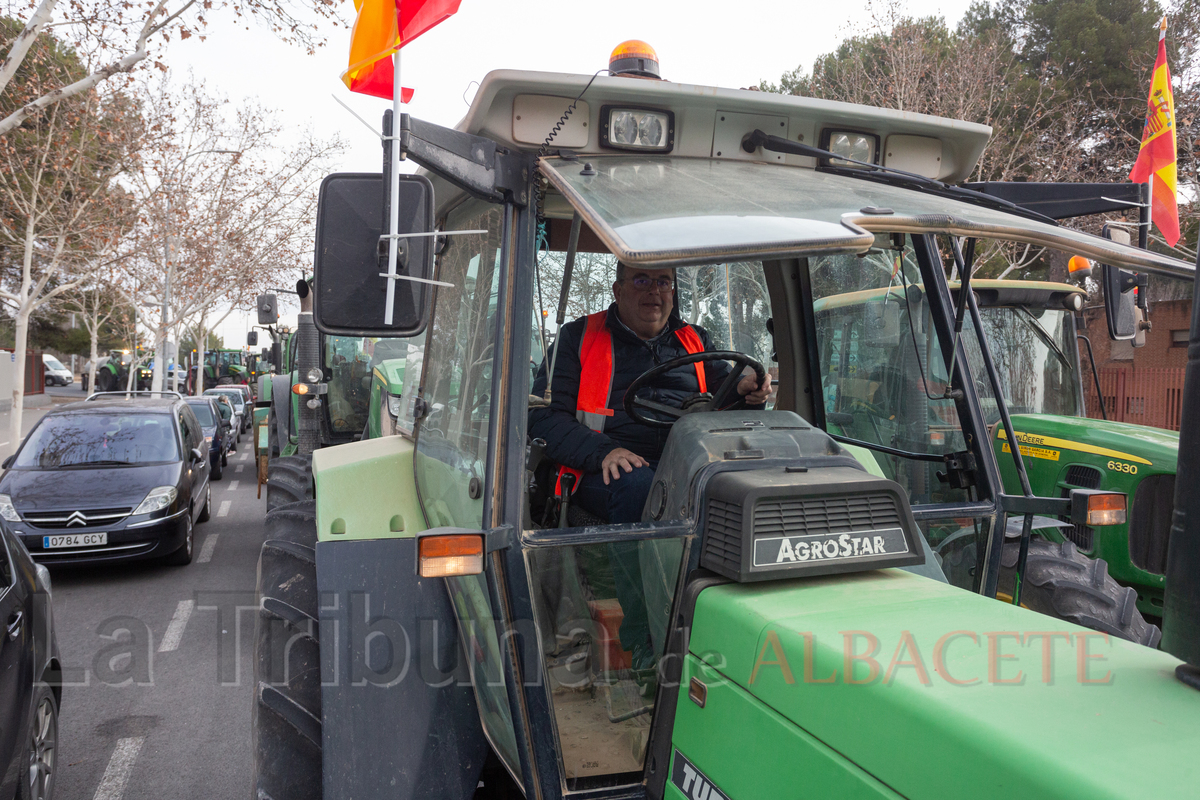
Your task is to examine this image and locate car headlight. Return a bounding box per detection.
[134,486,178,515]
[0,494,20,522]
[386,393,403,418]
[205,436,213,443]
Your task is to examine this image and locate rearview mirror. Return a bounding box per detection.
[247,331,258,346]
[191,448,204,463]
[313,173,434,338]
[1101,225,1137,341]
[257,294,278,325]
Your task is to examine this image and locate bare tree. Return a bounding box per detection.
[0,0,343,136]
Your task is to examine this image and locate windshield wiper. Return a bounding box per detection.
[1016,306,1072,370]
[60,460,138,468]
[740,130,1057,226]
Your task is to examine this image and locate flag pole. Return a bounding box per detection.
[383,46,403,326]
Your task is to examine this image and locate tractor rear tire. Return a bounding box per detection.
[253,501,321,800]
[267,455,313,513]
[97,369,115,393]
[998,536,1161,648]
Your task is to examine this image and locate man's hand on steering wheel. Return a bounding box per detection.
[738,371,772,405]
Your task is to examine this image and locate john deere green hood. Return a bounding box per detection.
[374,358,407,396]
[997,413,1179,470]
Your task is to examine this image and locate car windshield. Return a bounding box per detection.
[14,413,180,468]
[188,404,216,426]
[45,357,65,371]
[206,391,242,407]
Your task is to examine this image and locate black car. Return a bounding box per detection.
[183,397,232,480]
[0,394,212,566]
[0,519,60,799]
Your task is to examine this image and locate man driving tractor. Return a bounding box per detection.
[529,263,773,524]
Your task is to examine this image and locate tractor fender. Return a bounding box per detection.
[271,374,293,451]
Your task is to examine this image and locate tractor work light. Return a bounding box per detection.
[304,367,323,384]
[1064,292,1084,312]
[821,130,879,168]
[1068,255,1093,280]
[418,534,484,578]
[1069,489,1127,527]
[600,106,675,153]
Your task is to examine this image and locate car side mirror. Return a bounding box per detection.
[247,331,259,346]
[2,455,14,469]
[191,448,204,463]
[312,172,434,338]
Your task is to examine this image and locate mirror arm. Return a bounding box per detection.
[399,114,532,207]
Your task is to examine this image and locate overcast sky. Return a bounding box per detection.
[167,0,975,343]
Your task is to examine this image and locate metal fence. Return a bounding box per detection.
[1084,368,1186,431]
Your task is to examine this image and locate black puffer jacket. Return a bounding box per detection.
[529,304,755,473]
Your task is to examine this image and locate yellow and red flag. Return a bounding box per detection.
[1129,18,1179,247]
[342,0,461,101]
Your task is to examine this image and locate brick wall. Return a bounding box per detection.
[1079,299,1192,372]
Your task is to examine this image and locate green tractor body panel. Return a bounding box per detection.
[992,413,1179,615]
[365,358,407,440]
[312,435,424,542]
[676,570,1199,800]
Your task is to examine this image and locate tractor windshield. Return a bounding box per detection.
[970,306,1081,420]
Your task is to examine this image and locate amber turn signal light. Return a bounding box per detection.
[292,383,311,395]
[418,534,484,577]
[1086,493,1127,526]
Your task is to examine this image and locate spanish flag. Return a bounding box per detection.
[1129,17,1179,247]
[341,0,461,101]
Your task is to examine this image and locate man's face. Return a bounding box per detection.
[613,267,675,339]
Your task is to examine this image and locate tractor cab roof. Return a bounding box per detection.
[425,70,1193,282]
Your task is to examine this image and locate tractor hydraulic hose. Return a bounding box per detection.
[1162,239,1200,686]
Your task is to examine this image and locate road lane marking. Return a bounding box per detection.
[217,500,231,517]
[198,534,219,563]
[236,463,245,473]
[158,600,194,652]
[92,736,146,800]
[228,480,239,491]
[240,452,249,461]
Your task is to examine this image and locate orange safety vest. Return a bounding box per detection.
[555,310,706,495]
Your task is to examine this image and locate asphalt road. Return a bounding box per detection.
[44,444,265,800]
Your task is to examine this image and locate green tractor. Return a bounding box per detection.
[252,67,1200,799]
[86,349,151,393]
[262,285,417,509]
[188,348,250,393]
[967,281,1179,620]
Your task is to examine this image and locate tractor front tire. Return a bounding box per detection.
[267,455,313,513]
[998,536,1161,648]
[253,501,321,800]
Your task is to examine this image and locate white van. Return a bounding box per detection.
[42,354,73,386]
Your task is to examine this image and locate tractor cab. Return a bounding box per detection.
[274,65,1200,800]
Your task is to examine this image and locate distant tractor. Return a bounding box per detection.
[188,348,249,393]
[86,350,150,393]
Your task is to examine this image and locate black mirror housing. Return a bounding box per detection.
[247,330,259,346]
[2,455,14,469]
[312,172,434,338]
[191,448,204,463]
[1101,263,1139,340]
[257,294,278,325]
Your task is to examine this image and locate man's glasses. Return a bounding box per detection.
[627,276,674,291]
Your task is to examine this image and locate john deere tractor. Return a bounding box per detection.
[88,350,151,393]
[253,65,1200,800]
[189,348,250,393]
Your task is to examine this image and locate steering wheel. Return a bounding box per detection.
[623,350,766,428]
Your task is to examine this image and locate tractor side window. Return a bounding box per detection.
[414,199,504,529]
[323,335,371,435]
[811,242,970,506]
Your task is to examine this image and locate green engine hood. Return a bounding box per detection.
[1001,413,1179,469]
[683,570,1199,799]
[373,358,407,395]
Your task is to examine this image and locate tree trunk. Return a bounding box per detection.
[193,320,207,396]
[9,308,30,447]
[87,325,99,397]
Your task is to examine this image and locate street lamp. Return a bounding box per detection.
[155,148,241,395]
